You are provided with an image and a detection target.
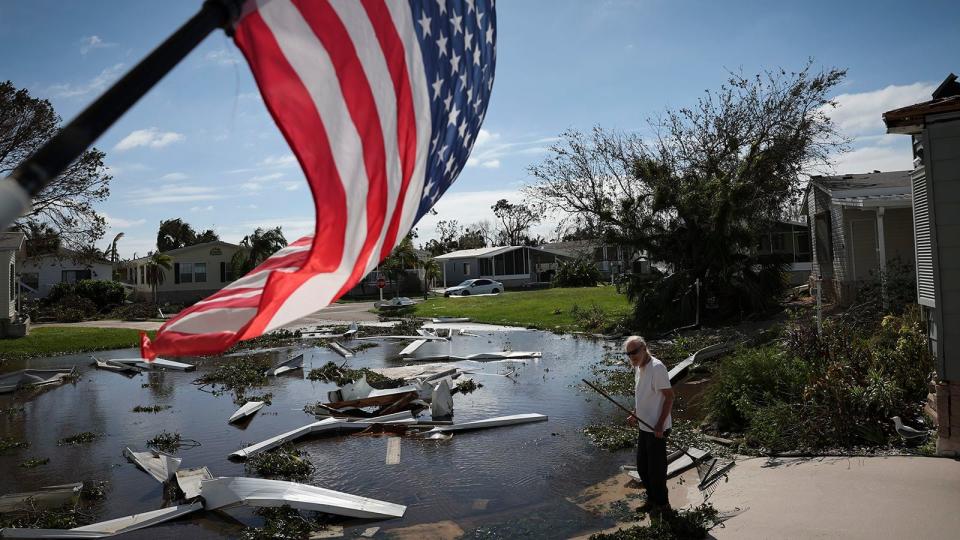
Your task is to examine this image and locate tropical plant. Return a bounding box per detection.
[19,222,61,257]
[156,218,197,252]
[420,257,441,298]
[381,234,418,296]
[231,227,288,278]
[552,257,601,287]
[106,232,124,263]
[145,252,173,304]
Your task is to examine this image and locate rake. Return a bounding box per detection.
[582,379,734,493]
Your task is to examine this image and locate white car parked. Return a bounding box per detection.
[443,278,503,297]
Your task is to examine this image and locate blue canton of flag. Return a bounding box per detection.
[412,0,497,221]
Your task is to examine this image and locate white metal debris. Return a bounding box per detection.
[123,447,181,483]
[430,380,453,418]
[625,447,711,482]
[111,358,195,372]
[406,352,541,363]
[175,467,213,499]
[91,357,140,374]
[0,502,204,538]
[355,335,447,342]
[265,354,304,376]
[228,401,266,424]
[398,339,428,357]
[422,413,547,435]
[328,342,354,358]
[0,368,77,394]
[432,317,471,323]
[385,437,401,465]
[229,412,416,460]
[0,483,83,513]
[200,477,406,519]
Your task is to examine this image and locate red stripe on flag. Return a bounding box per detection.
[235,10,346,272]
[292,0,388,298]
[362,0,418,260]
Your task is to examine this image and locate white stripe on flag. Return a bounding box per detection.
[385,0,432,242]
[165,307,260,334]
[258,0,373,331]
[329,0,403,279]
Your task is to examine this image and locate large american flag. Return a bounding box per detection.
[141,0,495,359]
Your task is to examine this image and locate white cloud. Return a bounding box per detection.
[259,154,298,168]
[80,35,116,55]
[205,48,240,66]
[127,185,224,205]
[283,182,302,191]
[104,162,148,177]
[220,217,315,243]
[828,82,936,136]
[190,205,215,212]
[465,129,556,168]
[114,128,185,151]
[46,63,125,98]
[241,172,284,192]
[831,136,913,175]
[160,172,188,181]
[102,213,146,228]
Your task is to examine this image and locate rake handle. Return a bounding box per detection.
[581,378,698,464]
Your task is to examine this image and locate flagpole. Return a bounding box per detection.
[0,0,244,231]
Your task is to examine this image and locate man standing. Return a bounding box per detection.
[625,335,674,511]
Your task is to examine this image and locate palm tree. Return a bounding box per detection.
[107,232,124,263]
[231,227,288,278]
[145,252,173,304]
[420,257,441,299]
[381,234,418,297]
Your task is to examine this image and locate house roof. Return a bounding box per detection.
[433,245,568,260]
[806,170,912,209]
[26,247,112,265]
[128,240,240,263]
[433,246,516,260]
[884,73,960,133]
[0,232,25,251]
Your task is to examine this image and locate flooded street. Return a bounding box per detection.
[0,328,649,538]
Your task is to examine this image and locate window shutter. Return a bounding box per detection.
[220,262,226,283]
[174,262,180,285]
[912,166,935,307]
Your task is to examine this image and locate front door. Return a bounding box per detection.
[849,219,879,281]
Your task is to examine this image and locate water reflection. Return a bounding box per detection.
[0,330,640,537]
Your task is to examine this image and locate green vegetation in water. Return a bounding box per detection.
[413,286,631,332]
[18,457,49,468]
[706,306,934,452]
[351,341,379,352]
[583,423,635,451]
[131,404,171,413]
[195,356,272,403]
[57,432,100,446]
[306,361,404,389]
[590,503,721,539]
[455,379,482,394]
[0,501,92,530]
[0,327,156,360]
[146,431,183,453]
[239,506,333,540]
[227,329,302,352]
[2,405,25,416]
[80,481,109,501]
[0,437,29,453]
[246,445,314,480]
[237,393,274,406]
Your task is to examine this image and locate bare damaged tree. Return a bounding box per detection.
[526,62,849,328]
[491,198,542,246]
[1,81,110,248]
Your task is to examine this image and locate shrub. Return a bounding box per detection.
[571,303,609,332]
[553,257,601,287]
[108,302,158,321]
[707,306,935,450]
[48,280,125,312]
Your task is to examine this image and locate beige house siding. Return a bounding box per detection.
[123,241,241,304]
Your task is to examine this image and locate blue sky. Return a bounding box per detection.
[1,0,958,257]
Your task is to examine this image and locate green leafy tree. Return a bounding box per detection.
[527,62,848,329]
[231,227,288,278]
[1,81,110,248]
[420,256,442,299]
[381,234,418,296]
[145,252,173,304]
[156,219,197,252]
[195,229,220,244]
[19,222,61,257]
[492,199,541,246]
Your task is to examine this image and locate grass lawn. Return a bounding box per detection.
[412,285,631,331]
[0,327,156,361]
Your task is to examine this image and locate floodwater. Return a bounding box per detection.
[0,328,669,538]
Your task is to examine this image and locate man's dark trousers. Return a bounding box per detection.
[636,428,670,506]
